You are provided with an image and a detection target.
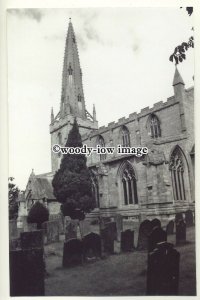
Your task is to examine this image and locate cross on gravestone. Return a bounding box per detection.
[62,239,83,268]
[175,212,183,224]
[121,229,134,252]
[20,230,44,249]
[10,248,45,296]
[148,227,167,253]
[176,220,186,245]
[185,210,194,227]
[137,220,152,250]
[166,220,174,235]
[82,232,101,260]
[146,242,180,295]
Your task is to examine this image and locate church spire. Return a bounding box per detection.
[60,19,86,119]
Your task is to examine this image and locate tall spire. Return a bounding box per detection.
[60,19,86,119]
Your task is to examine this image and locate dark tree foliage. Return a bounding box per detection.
[169,7,194,65]
[8,177,19,220]
[27,201,49,229]
[52,118,95,220]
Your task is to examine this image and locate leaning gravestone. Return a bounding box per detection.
[82,232,101,260]
[175,212,183,224]
[121,229,134,252]
[185,210,194,227]
[137,220,152,250]
[146,242,180,295]
[63,238,83,268]
[166,220,174,235]
[20,230,44,249]
[176,220,186,245]
[10,248,45,296]
[148,227,167,253]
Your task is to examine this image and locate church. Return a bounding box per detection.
[19,20,195,222]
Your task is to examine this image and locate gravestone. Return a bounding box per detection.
[10,248,45,296]
[20,230,44,249]
[83,232,101,259]
[63,238,83,267]
[146,242,180,295]
[121,229,134,252]
[151,218,161,229]
[9,238,21,250]
[65,217,79,241]
[185,210,194,227]
[166,220,174,235]
[100,224,116,254]
[148,227,167,253]
[42,220,59,244]
[176,220,186,245]
[137,220,152,250]
[175,212,183,224]
[9,220,18,239]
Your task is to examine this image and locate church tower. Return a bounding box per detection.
[50,19,98,172]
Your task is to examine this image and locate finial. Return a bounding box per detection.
[69,17,71,23]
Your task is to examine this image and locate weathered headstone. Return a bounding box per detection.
[83,232,101,259]
[9,238,21,250]
[176,220,186,245]
[137,220,152,250]
[151,218,161,229]
[121,229,134,252]
[166,220,174,235]
[148,227,167,253]
[42,220,59,244]
[65,217,79,241]
[185,210,194,227]
[10,248,45,296]
[146,242,180,295]
[175,212,183,223]
[62,238,83,267]
[9,220,18,239]
[20,230,44,249]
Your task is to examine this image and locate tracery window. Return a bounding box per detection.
[169,147,186,201]
[121,163,138,205]
[148,114,161,138]
[121,126,130,147]
[91,174,100,208]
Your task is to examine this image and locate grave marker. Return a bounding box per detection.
[137,220,152,250]
[83,232,101,259]
[121,229,134,252]
[148,227,167,253]
[63,238,83,267]
[176,220,186,245]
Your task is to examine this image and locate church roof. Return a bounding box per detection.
[173,67,185,86]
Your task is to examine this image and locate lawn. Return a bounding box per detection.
[45,226,196,296]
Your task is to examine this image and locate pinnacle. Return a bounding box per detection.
[173,66,185,86]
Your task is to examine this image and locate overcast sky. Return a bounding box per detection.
[7,7,194,190]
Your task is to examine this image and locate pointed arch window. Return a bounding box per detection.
[121,126,130,147]
[169,147,186,201]
[121,163,138,205]
[91,173,100,208]
[97,135,106,161]
[148,114,161,138]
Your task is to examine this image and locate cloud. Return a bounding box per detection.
[8,9,44,22]
[132,43,140,54]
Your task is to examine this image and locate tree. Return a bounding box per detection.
[169,7,194,65]
[27,201,49,229]
[8,177,19,220]
[52,118,95,220]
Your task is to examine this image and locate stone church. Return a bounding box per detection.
[21,20,195,222]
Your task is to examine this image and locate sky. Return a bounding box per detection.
[7,7,194,190]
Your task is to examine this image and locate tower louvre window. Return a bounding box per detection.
[121,126,130,147]
[91,172,100,208]
[68,65,73,75]
[148,114,161,138]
